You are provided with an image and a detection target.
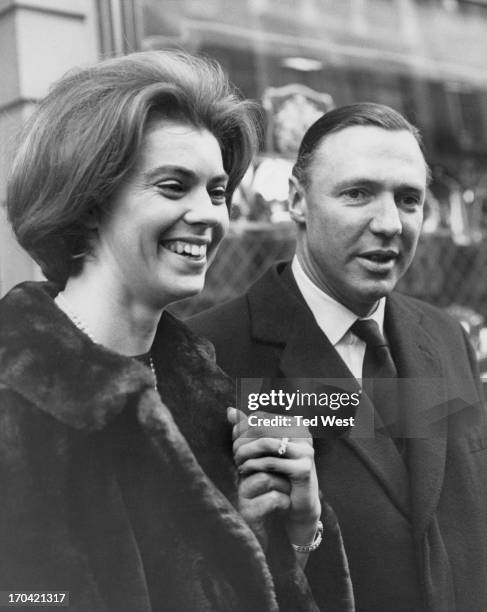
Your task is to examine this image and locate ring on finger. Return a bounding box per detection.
[277,437,289,457]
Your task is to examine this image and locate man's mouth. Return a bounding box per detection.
[160,239,208,260]
[359,250,398,264]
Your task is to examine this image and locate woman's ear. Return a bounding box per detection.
[288,176,307,225]
[83,207,100,230]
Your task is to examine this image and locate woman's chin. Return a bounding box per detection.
[156,281,205,309]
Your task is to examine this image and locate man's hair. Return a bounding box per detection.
[292,102,427,189]
[7,50,261,284]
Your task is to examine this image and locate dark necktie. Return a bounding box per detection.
[350,319,402,444]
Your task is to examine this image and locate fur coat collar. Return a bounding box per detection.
[0,282,317,612]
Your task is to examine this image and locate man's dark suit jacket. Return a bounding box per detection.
[189,262,487,612]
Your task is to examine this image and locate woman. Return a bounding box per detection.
[0,51,341,611]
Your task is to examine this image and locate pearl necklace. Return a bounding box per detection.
[147,354,157,390]
[55,292,96,342]
[54,292,158,391]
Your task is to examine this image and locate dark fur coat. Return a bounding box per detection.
[0,282,320,612]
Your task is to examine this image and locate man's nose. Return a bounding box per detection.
[369,194,402,237]
[183,191,223,227]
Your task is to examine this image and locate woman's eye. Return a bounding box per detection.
[399,193,421,208]
[209,186,227,204]
[156,181,185,196]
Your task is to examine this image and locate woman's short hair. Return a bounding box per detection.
[292,102,428,190]
[7,50,261,284]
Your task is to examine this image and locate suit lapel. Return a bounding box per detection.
[249,263,358,381]
[385,295,448,535]
[248,264,411,517]
[279,300,355,381]
[249,265,450,534]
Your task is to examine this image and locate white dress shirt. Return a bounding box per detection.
[291,256,386,381]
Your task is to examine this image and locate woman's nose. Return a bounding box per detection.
[183,192,225,227]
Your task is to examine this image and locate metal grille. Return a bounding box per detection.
[169,223,296,317]
[169,223,487,324]
[397,234,487,317]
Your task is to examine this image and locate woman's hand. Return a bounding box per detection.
[227,407,321,558]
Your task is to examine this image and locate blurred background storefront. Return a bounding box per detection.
[0,0,486,366]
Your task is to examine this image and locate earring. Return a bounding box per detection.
[71,251,88,260]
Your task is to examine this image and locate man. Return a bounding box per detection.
[189,103,487,611]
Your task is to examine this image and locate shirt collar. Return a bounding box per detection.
[291,255,386,345]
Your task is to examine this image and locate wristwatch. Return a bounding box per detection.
[291,520,324,553]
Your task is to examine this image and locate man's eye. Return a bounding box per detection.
[344,188,368,201]
[209,186,227,204]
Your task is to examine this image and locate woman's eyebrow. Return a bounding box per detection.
[143,165,195,182]
[208,173,229,184]
[144,165,228,183]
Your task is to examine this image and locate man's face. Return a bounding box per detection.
[291,125,427,316]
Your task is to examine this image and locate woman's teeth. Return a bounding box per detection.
[162,240,207,258]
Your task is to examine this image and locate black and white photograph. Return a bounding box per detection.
[0,1,486,610]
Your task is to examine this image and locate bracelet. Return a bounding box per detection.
[291,520,323,553]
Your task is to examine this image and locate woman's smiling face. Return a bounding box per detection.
[92,121,230,310]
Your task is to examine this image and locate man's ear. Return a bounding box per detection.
[288,175,307,225]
